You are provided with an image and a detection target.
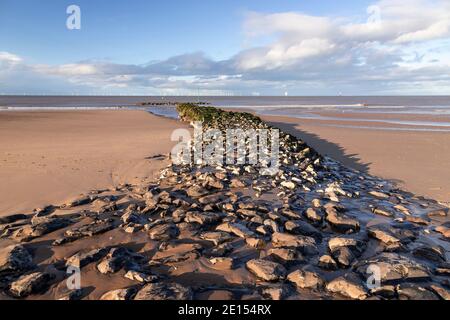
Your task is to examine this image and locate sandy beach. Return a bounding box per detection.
[0,105,448,301]
[0,110,188,217]
[1,108,449,219]
[262,113,450,203]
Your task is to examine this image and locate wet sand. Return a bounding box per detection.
[262,113,450,203]
[0,110,188,216]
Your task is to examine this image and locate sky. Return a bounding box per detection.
[1,0,450,96]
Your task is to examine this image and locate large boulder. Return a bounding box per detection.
[0,245,34,273]
[246,259,286,282]
[65,248,108,268]
[355,253,430,284]
[325,206,360,234]
[134,283,192,300]
[148,223,179,241]
[326,276,367,300]
[9,272,55,298]
[287,269,324,289]
[185,211,223,225]
[271,232,318,255]
[14,217,73,242]
[216,222,254,238]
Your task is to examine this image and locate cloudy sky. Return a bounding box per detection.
[1,0,450,95]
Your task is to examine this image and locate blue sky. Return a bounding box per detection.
[1,0,449,95]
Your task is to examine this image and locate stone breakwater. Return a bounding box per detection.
[0,104,449,300]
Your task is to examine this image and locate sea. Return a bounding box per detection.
[1,95,450,132]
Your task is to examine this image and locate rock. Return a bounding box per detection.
[394,204,410,215]
[280,209,302,220]
[198,193,225,205]
[264,219,280,233]
[268,248,302,264]
[287,269,324,289]
[369,191,389,199]
[185,211,222,225]
[124,225,142,233]
[142,198,158,213]
[256,225,271,236]
[246,259,286,281]
[271,232,317,255]
[206,177,225,190]
[280,181,296,190]
[134,283,192,300]
[405,216,429,225]
[62,195,94,208]
[186,185,208,197]
[30,211,54,225]
[356,253,430,284]
[9,272,55,297]
[435,263,450,276]
[57,288,85,300]
[435,226,450,239]
[372,207,394,217]
[370,223,417,245]
[64,219,115,239]
[124,270,158,283]
[413,245,446,263]
[65,248,108,268]
[430,285,450,300]
[332,247,355,268]
[100,287,137,300]
[97,247,143,274]
[261,286,287,300]
[121,211,142,224]
[216,222,254,238]
[200,231,232,245]
[368,228,400,246]
[157,249,200,264]
[370,285,396,299]
[0,245,34,274]
[246,237,265,249]
[148,223,179,241]
[304,208,322,224]
[328,237,365,255]
[325,207,359,234]
[318,255,338,270]
[237,208,258,218]
[328,237,365,268]
[397,284,439,300]
[326,276,367,300]
[285,220,321,239]
[15,217,73,241]
[311,199,321,208]
[427,208,448,218]
[230,179,245,188]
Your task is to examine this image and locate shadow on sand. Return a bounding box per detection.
[267,120,372,175]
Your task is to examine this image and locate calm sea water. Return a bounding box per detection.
[1,95,450,131]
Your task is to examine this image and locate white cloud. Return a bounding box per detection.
[2,0,450,95]
[0,52,22,64]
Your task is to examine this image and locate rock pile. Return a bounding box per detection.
[0,104,448,300]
